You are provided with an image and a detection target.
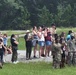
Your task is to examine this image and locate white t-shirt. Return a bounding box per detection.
[38,32,45,41]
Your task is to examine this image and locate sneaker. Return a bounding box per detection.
[26,58,29,60]
[12,61,17,64]
[40,56,44,58]
[33,56,37,58]
[12,61,16,64]
[15,61,19,63]
[41,54,46,57]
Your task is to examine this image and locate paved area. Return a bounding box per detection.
[4,50,53,63]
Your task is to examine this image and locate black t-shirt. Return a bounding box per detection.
[0,44,4,52]
[11,38,18,47]
[24,34,32,47]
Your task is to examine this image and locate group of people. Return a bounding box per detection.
[24,25,76,69]
[0,24,76,69]
[0,33,18,69]
[24,25,56,60]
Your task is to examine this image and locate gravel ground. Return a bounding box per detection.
[3,50,53,63]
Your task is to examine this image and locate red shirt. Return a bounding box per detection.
[45,32,51,41]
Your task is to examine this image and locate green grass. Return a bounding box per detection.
[0,30,25,36]
[57,27,76,35]
[0,62,76,75]
[1,28,76,75]
[18,37,25,50]
[8,37,25,50]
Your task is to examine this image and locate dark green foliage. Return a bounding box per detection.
[0,0,76,30]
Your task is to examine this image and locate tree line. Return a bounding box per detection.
[0,0,76,30]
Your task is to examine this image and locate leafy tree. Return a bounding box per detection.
[38,6,54,27]
[0,0,76,29]
[54,4,65,26]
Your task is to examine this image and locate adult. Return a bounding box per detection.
[50,24,56,36]
[67,35,76,66]
[24,30,32,60]
[32,26,38,58]
[52,35,62,69]
[0,39,6,69]
[45,28,52,57]
[59,32,66,68]
[66,30,72,41]
[37,26,45,57]
[10,34,19,64]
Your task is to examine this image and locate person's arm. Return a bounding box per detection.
[2,43,7,54]
[24,35,28,41]
[1,42,7,50]
[37,32,41,39]
[33,30,37,35]
[44,29,47,37]
[14,40,19,45]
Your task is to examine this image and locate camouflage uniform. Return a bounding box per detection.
[52,43,62,68]
[67,39,76,66]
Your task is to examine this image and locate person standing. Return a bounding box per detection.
[3,34,8,60]
[0,39,6,69]
[52,36,62,69]
[59,32,66,68]
[24,30,32,60]
[37,27,45,57]
[32,26,38,58]
[67,35,76,66]
[10,34,19,64]
[45,28,52,57]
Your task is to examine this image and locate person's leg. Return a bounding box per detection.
[11,49,14,62]
[0,53,2,69]
[33,40,37,57]
[0,51,3,64]
[48,45,52,57]
[72,52,76,65]
[45,41,52,57]
[26,47,29,59]
[67,52,72,66]
[14,50,17,62]
[38,41,41,57]
[12,47,18,62]
[45,46,49,56]
[41,41,45,56]
[34,44,37,58]
[28,46,32,59]
[41,47,44,56]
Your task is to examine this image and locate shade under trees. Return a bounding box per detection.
[0,0,76,30]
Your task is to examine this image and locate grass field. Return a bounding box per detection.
[0,62,76,75]
[0,30,25,36]
[0,28,76,75]
[57,27,76,35]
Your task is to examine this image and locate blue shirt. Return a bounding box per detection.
[3,37,8,46]
[66,35,71,41]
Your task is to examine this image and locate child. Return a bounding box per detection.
[7,45,12,54]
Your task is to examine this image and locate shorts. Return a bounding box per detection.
[32,39,38,47]
[45,41,52,46]
[38,41,45,47]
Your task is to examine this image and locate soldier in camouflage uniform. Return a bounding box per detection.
[67,34,76,66]
[52,37,62,69]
